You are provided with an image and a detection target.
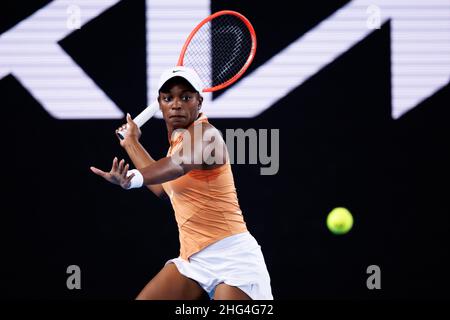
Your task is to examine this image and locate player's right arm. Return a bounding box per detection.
[117,114,168,200]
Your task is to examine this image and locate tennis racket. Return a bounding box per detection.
[117,10,257,139]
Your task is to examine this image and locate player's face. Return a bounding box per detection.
[159,82,203,130]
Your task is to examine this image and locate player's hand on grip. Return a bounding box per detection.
[116,113,141,147]
[90,157,135,189]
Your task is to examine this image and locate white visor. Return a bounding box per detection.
[157,66,204,93]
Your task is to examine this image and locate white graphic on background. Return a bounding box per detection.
[0,0,449,120]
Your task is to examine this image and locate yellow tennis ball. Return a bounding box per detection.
[326,207,353,235]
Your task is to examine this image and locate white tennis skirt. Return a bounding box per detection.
[165,231,273,300]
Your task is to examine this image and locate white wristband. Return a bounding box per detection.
[126,169,144,189]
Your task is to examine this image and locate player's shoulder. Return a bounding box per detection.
[201,121,218,132]
[203,122,225,142]
[189,121,222,137]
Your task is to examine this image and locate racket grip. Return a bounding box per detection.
[117,102,159,140]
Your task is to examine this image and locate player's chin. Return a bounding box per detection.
[169,116,188,128]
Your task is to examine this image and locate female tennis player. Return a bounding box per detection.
[90,66,273,300]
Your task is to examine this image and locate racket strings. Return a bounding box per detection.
[183,14,253,89]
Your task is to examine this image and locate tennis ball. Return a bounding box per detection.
[326,207,353,235]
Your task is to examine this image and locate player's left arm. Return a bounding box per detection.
[139,123,227,185]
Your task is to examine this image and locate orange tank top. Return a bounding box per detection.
[161,113,248,260]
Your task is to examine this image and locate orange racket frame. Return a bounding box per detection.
[177,10,257,92]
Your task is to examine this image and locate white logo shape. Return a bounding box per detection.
[1,0,449,120]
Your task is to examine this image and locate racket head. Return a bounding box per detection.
[177,10,257,93]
